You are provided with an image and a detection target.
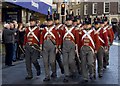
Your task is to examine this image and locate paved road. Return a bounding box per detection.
[1,40,120,86]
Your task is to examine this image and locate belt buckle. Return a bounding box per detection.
[28,42,32,45]
[65,38,70,40]
[67,38,70,40]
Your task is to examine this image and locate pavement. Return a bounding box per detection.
[1,40,120,86]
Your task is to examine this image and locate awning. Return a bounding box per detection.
[4,0,52,15]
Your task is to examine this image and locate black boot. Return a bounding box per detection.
[33,61,41,76]
[63,76,69,82]
[98,73,103,78]
[81,79,88,83]
[51,73,57,78]
[25,76,33,80]
[37,70,41,76]
[63,78,69,82]
[61,69,64,74]
[43,78,50,82]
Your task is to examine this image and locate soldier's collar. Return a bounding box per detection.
[85,28,91,31]
[95,27,100,30]
[47,24,54,28]
[55,23,60,26]
[30,25,37,28]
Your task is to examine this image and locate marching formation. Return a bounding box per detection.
[16,10,114,83]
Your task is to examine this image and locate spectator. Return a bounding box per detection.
[2,23,16,66]
[17,23,25,60]
[112,22,118,40]
[40,21,47,28]
[13,21,20,61]
[118,22,120,40]
[10,22,18,62]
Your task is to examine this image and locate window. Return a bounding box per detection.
[118,2,120,13]
[76,9,80,15]
[93,3,97,14]
[104,2,110,13]
[72,2,75,5]
[84,4,88,15]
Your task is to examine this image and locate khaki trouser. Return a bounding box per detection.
[96,47,105,75]
[25,44,40,77]
[104,46,110,67]
[62,40,76,77]
[80,46,94,80]
[42,39,56,79]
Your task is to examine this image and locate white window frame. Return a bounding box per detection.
[92,3,97,14]
[104,2,110,14]
[118,2,120,13]
[84,4,88,15]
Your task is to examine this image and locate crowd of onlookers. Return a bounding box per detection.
[2,21,25,66]
[1,20,48,66]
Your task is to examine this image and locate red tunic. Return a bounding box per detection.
[61,26,79,45]
[23,26,40,45]
[95,27,108,47]
[103,25,114,44]
[55,24,65,46]
[79,28,100,51]
[40,26,59,46]
[108,25,114,44]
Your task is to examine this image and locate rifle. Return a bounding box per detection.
[19,45,25,54]
[49,39,62,54]
[75,45,81,64]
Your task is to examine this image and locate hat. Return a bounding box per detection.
[93,16,100,24]
[76,15,81,20]
[66,10,74,21]
[46,10,53,21]
[85,15,90,19]
[103,14,108,21]
[29,16,37,21]
[100,17,104,24]
[53,11,60,20]
[85,17,91,24]
[73,16,78,22]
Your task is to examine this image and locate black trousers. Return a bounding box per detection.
[5,43,14,65]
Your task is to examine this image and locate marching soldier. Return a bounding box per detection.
[79,16,100,82]
[61,11,79,82]
[76,14,84,75]
[102,15,114,69]
[23,16,41,80]
[73,16,78,27]
[53,11,64,75]
[40,11,59,81]
[73,15,82,75]
[93,16,108,78]
[77,16,84,30]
